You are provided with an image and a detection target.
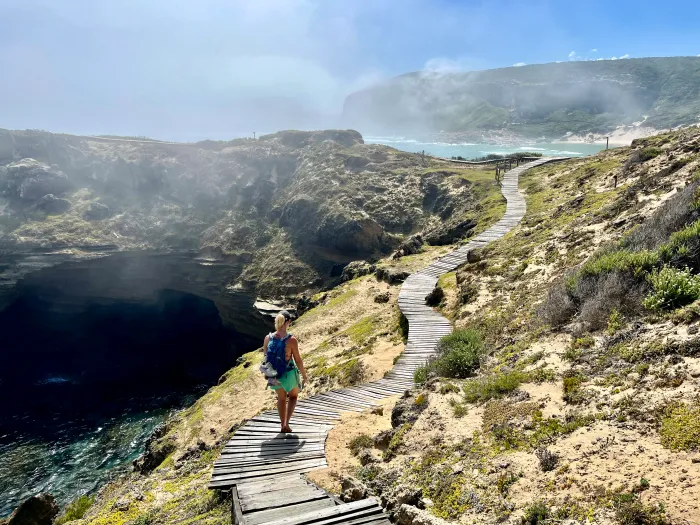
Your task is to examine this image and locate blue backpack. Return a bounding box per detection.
[267,333,292,377]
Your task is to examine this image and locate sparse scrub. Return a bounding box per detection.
[643,266,700,310]
[462,370,525,403]
[607,309,625,334]
[439,382,459,394]
[562,371,587,405]
[449,398,469,417]
[349,434,374,456]
[535,447,559,472]
[521,501,550,524]
[612,492,670,525]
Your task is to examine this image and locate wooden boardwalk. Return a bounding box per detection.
[210,158,567,525]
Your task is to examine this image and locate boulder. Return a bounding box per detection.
[390,393,426,428]
[341,261,376,282]
[374,429,393,448]
[397,504,451,525]
[466,249,481,263]
[374,292,391,304]
[340,477,367,502]
[375,268,410,285]
[35,194,71,214]
[424,218,476,245]
[425,287,444,307]
[392,235,423,260]
[4,493,59,525]
[2,159,73,201]
[358,449,377,466]
[83,202,111,221]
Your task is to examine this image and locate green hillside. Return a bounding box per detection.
[343,57,700,138]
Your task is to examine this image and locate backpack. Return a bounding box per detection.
[266,333,292,378]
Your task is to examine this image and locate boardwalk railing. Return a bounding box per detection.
[210,157,569,525]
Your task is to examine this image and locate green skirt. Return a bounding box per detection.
[271,364,302,393]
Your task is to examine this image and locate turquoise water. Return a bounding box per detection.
[363,136,611,158]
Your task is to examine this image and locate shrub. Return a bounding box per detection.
[578,272,648,330]
[660,402,700,451]
[349,434,375,456]
[612,492,669,525]
[639,147,664,161]
[607,309,625,335]
[643,266,700,311]
[521,501,550,524]
[462,371,525,403]
[562,371,586,405]
[434,329,485,378]
[539,281,577,327]
[535,447,559,472]
[449,398,468,417]
[55,495,95,524]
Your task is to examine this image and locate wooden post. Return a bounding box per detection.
[606,137,609,150]
[253,132,256,139]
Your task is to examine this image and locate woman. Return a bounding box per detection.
[263,310,308,433]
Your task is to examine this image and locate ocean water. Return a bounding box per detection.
[363,136,611,158]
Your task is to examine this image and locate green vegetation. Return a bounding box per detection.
[643,266,700,310]
[521,501,550,524]
[612,492,669,525]
[349,434,374,456]
[414,329,485,382]
[384,423,412,460]
[562,371,587,405]
[640,147,664,162]
[660,402,700,451]
[55,495,95,524]
[607,309,625,334]
[462,371,525,403]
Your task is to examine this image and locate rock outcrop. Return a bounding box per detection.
[1,493,59,525]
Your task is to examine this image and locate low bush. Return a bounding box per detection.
[562,371,587,405]
[535,447,559,472]
[55,495,95,524]
[639,147,664,162]
[462,371,525,403]
[612,492,669,525]
[349,434,374,456]
[660,402,700,451]
[521,501,550,524]
[415,329,485,382]
[643,266,700,311]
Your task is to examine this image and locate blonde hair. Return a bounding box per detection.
[274,314,286,331]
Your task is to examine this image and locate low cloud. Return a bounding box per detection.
[513,62,526,67]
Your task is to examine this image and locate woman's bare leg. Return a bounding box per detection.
[276,389,288,432]
[285,387,299,431]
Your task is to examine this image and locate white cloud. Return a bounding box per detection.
[568,51,577,60]
[591,48,598,52]
[620,54,630,59]
[513,62,526,67]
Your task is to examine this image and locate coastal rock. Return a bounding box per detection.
[375,268,410,285]
[35,194,71,214]
[133,423,176,474]
[393,235,423,259]
[340,477,367,502]
[4,493,59,525]
[2,158,73,201]
[425,287,444,307]
[374,292,391,304]
[83,202,111,220]
[341,261,376,282]
[424,218,476,245]
[397,504,451,525]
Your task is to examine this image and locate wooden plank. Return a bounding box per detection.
[240,488,327,511]
[233,486,244,525]
[243,499,337,525]
[236,475,306,496]
[261,499,380,525]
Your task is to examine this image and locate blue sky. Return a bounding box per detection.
[1,0,699,140]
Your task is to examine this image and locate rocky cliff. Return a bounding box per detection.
[0,129,486,321]
[343,57,700,139]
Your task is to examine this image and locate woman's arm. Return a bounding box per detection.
[289,337,308,382]
[262,335,269,355]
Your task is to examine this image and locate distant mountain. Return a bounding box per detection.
[343,57,700,139]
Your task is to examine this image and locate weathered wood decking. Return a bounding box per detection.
[210,157,567,524]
